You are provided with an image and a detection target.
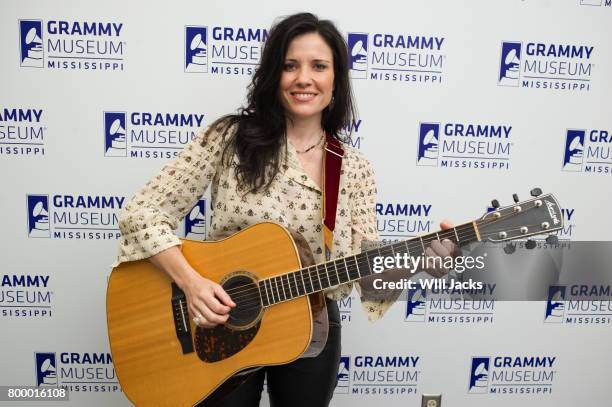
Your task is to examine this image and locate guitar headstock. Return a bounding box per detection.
[477,189,564,243]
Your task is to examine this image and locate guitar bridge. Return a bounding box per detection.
[171,283,194,354]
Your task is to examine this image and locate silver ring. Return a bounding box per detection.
[192,314,203,325]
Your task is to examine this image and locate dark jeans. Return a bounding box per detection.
[209,298,341,407]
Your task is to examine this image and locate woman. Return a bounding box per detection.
[117,12,456,406]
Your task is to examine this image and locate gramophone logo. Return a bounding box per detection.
[544,285,566,323]
[184,199,207,240]
[27,195,50,238]
[404,287,427,322]
[104,112,127,157]
[498,42,521,86]
[416,123,439,166]
[35,352,57,386]
[335,356,350,394]
[347,33,368,79]
[468,357,490,394]
[562,130,585,171]
[19,20,44,68]
[185,26,208,73]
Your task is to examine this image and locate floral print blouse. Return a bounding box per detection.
[115,121,396,321]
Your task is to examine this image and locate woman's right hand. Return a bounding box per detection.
[181,272,236,328]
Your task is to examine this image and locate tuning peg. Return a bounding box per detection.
[546,235,559,245]
[491,199,500,209]
[530,188,542,197]
[525,239,537,249]
[513,193,519,203]
[503,242,516,254]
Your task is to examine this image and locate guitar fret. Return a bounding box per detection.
[333,261,341,285]
[281,274,291,300]
[273,277,281,302]
[292,272,301,297]
[454,227,459,243]
[306,267,314,293]
[262,280,270,306]
[419,236,426,254]
[279,276,287,301]
[290,273,297,297]
[316,265,323,291]
[285,274,293,298]
[353,255,362,278]
[343,258,351,281]
[268,279,276,304]
[299,269,307,294]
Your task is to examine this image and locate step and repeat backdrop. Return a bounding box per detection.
[1,0,611,406]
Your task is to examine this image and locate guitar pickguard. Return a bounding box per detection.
[194,321,261,363]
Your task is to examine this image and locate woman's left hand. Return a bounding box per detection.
[423,219,462,278]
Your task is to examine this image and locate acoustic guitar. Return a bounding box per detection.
[106,189,564,406]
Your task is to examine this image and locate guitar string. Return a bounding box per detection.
[220,224,473,299]
[215,223,552,311]
[219,207,537,299]
[218,212,540,303]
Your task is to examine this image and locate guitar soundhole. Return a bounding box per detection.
[223,274,262,330]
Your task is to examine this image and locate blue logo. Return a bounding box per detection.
[184,199,207,240]
[19,20,44,68]
[416,121,513,170]
[103,111,204,159]
[498,40,594,92]
[35,352,57,386]
[347,33,368,79]
[405,287,427,322]
[185,26,208,73]
[18,19,125,71]
[417,123,439,166]
[0,108,46,157]
[185,25,268,76]
[468,355,556,395]
[562,130,585,171]
[498,42,521,86]
[104,112,127,157]
[545,285,566,323]
[468,357,490,394]
[347,31,445,84]
[561,128,612,174]
[544,284,611,324]
[405,283,496,324]
[25,193,124,240]
[337,355,420,395]
[27,195,50,238]
[336,356,350,394]
[1,274,53,318]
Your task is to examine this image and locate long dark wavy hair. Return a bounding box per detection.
[213,12,357,193]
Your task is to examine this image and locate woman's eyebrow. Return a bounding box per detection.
[284,58,331,63]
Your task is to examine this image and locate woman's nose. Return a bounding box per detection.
[295,67,313,85]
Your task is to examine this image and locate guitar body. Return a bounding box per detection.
[106,223,329,406]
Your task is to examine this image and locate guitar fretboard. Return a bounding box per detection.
[257,222,479,307]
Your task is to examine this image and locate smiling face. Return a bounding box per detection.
[279,32,335,123]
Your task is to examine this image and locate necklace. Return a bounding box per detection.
[292,131,325,154]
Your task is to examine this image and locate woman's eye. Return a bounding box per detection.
[283,63,296,71]
[315,63,328,70]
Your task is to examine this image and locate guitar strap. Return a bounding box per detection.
[322,134,344,260]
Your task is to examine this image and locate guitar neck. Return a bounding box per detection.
[257,222,480,307]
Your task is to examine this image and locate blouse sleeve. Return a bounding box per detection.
[350,154,402,322]
[114,122,230,265]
